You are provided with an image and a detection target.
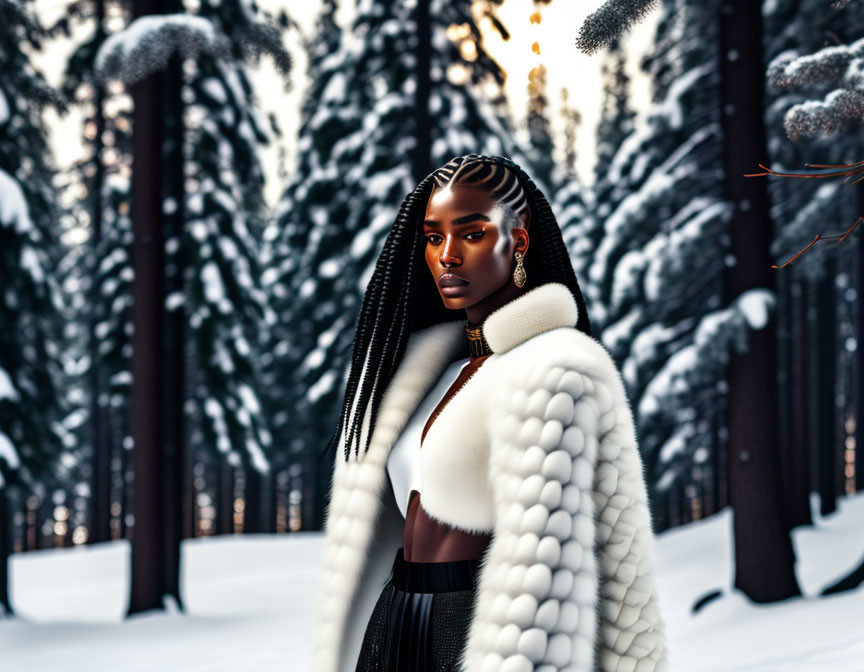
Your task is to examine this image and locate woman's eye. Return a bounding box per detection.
[425,231,482,244]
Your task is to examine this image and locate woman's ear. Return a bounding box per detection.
[512,226,529,255]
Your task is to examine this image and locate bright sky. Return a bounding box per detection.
[470,0,658,186]
[34,0,660,208]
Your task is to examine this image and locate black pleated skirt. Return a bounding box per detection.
[355,547,482,672]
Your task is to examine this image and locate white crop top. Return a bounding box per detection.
[385,356,470,518]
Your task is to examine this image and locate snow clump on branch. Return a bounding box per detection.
[767,37,864,140]
[94,14,230,85]
[575,0,660,55]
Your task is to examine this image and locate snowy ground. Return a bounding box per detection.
[1,493,863,671]
[653,493,864,671]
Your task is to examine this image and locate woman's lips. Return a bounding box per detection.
[439,274,469,296]
[439,273,469,287]
[441,284,470,296]
[439,273,469,296]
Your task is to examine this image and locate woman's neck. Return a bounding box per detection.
[465,280,526,327]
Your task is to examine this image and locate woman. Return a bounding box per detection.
[314,154,669,672]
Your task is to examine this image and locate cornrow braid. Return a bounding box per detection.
[431,153,529,222]
[322,154,591,464]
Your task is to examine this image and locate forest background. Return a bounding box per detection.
[2,0,864,669]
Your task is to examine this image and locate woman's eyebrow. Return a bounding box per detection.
[424,213,492,227]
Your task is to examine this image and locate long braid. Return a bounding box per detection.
[338,259,381,435]
[359,177,440,459]
[345,205,407,458]
[322,154,591,465]
[334,243,384,458]
[354,205,413,458]
[334,177,441,461]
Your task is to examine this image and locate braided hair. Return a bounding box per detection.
[324,153,591,463]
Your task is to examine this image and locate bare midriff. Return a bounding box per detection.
[403,354,493,563]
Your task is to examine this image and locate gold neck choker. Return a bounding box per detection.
[465,322,493,357]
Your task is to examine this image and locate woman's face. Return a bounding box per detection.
[422,183,529,310]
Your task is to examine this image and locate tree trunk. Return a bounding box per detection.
[821,550,864,596]
[785,276,813,528]
[412,0,432,185]
[244,468,263,534]
[121,434,131,539]
[268,468,279,534]
[857,181,864,493]
[160,47,186,612]
[816,261,838,516]
[711,390,728,515]
[217,460,234,535]
[90,404,113,544]
[182,442,194,540]
[301,457,317,531]
[89,0,113,547]
[719,0,801,603]
[0,489,12,617]
[23,497,33,551]
[127,0,167,617]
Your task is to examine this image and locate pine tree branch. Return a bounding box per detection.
[575,0,660,56]
[94,13,293,85]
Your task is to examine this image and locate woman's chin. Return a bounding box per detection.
[439,293,473,309]
[439,284,472,303]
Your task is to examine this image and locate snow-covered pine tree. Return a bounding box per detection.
[580,37,635,324]
[525,63,557,194]
[555,169,594,309]
[523,32,592,288]
[522,51,593,242]
[93,2,290,614]
[764,0,861,280]
[762,0,863,522]
[258,0,343,532]
[587,0,770,530]
[594,38,635,181]
[0,0,72,613]
[762,0,864,597]
[178,0,290,534]
[553,89,593,296]
[95,3,291,533]
[50,0,136,546]
[560,87,582,177]
[263,0,537,529]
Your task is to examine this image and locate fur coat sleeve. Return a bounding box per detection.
[459,333,670,672]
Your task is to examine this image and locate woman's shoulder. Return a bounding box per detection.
[502,325,622,391]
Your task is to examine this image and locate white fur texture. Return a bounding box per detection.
[313,282,670,672]
[483,282,580,354]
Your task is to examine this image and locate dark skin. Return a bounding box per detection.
[422,183,530,324]
[401,184,531,562]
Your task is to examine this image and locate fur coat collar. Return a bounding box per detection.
[314,281,670,672]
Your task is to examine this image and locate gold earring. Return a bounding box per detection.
[513,250,526,288]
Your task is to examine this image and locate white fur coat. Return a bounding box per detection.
[314,282,670,672]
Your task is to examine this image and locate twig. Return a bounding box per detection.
[771,217,862,268]
[746,160,864,268]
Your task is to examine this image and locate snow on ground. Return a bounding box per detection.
[1,493,863,671]
[653,492,864,671]
[1,534,323,671]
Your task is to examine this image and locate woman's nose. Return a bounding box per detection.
[440,236,460,265]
